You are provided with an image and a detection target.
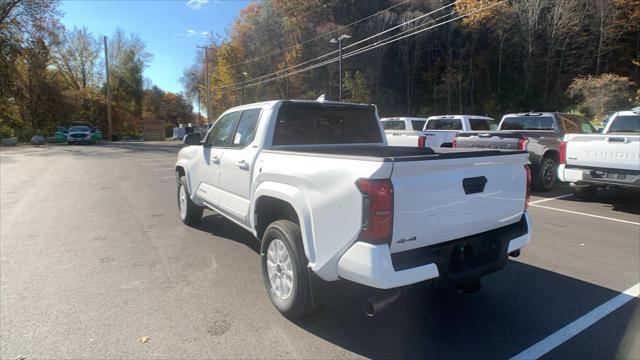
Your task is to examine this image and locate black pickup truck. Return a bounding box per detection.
[454,112,596,191]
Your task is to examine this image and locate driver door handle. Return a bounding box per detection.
[211,156,220,164]
[237,160,249,170]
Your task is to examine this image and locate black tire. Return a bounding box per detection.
[261,220,314,318]
[532,158,556,192]
[570,183,597,201]
[177,176,203,226]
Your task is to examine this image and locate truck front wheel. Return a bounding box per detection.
[570,183,597,201]
[177,176,203,226]
[261,220,313,318]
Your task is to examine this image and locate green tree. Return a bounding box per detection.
[343,71,370,104]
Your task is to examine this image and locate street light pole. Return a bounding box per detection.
[330,34,351,102]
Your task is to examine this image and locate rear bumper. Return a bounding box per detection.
[338,212,531,289]
[559,164,640,188]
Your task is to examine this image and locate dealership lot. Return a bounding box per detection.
[1,143,638,359]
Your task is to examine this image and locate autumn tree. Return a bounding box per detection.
[567,74,636,117]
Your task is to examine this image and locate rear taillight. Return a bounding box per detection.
[518,137,528,150]
[559,141,567,164]
[418,135,426,148]
[356,179,393,244]
[452,137,457,148]
[525,165,532,210]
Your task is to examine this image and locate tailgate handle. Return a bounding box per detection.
[478,133,492,138]
[607,137,626,143]
[463,176,487,195]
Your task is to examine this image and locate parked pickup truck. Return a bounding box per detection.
[380,117,427,147]
[381,115,496,148]
[559,110,640,201]
[175,100,532,318]
[422,115,496,148]
[454,112,596,191]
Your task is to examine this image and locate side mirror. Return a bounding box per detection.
[183,132,202,145]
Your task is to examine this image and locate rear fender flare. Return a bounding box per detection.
[251,181,316,264]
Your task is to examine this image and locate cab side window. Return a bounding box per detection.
[205,111,240,147]
[232,109,261,147]
[560,116,579,133]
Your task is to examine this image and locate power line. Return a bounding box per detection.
[218,0,508,95]
[220,2,456,90]
[221,0,508,94]
[232,0,412,67]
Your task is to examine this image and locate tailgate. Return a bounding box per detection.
[423,131,454,147]
[386,132,420,147]
[390,152,528,253]
[565,134,640,171]
[455,133,521,150]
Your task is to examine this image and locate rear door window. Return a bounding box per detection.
[425,118,462,130]
[382,120,406,130]
[500,116,555,130]
[411,120,426,130]
[232,109,261,147]
[469,118,498,131]
[609,115,640,133]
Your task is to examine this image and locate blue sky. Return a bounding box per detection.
[60,0,251,94]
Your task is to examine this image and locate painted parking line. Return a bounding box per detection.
[530,204,640,226]
[529,194,573,205]
[511,282,640,360]
[151,168,174,171]
[162,176,175,179]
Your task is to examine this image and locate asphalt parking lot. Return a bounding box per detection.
[1,143,638,359]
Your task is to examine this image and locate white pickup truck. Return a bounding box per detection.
[380,117,427,147]
[175,100,532,318]
[381,115,496,148]
[559,110,640,200]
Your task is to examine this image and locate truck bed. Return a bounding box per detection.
[267,145,525,162]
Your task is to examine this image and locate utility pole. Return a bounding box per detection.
[196,86,201,125]
[330,34,351,102]
[103,36,113,140]
[241,71,247,105]
[197,45,211,124]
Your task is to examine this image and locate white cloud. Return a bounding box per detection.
[187,0,209,10]
[182,29,210,38]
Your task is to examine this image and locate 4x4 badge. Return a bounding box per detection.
[397,236,416,244]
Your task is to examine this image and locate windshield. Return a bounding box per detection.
[381,120,406,130]
[69,126,90,132]
[500,116,555,130]
[273,103,382,145]
[609,115,640,133]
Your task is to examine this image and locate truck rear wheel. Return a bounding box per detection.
[261,220,313,318]
[570,183,597,201]
[533,158,556,192]
[177,176,203,226]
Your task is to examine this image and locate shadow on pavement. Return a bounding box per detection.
[102,141,186,154]
[197,212,260,254]
[552,188,640,216]
[193,211,637,359]
[291,261,637,359]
